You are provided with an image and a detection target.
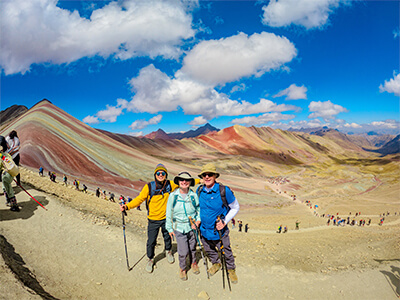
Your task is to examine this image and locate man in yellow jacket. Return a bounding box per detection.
[120,164,177,273]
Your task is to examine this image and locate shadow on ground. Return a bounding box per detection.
[0,234,59,300]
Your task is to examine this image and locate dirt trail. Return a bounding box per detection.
[0,175,399,299]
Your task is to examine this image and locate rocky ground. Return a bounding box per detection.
[0,167,399,299]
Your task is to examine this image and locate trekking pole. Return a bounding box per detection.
[216,216,231,291]
[122,210,130,270]
[189,216,209,279]
[13,179,47,210]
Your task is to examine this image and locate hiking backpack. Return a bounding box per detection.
[1,152,19,177]
[146,180,172,212]
[196,183,231,212]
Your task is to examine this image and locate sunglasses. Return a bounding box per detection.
[179,178,190,182]
[156,171,166,176]
[202,173,215,178]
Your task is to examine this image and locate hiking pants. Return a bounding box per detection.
[13,154,20,185]
[2,172,14,199]
[201,230,236,270]
[147,219,172,260]
[174,230,197,270]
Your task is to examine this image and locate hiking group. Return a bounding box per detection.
[120,163,239,284]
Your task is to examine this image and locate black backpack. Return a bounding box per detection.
[196,183,230,212]
[146,180,172,212]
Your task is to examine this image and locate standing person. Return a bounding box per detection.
[0,136,19,211]
[39,167,44,176]
[196,163,239,284]
[63,174,67,186]
[295,220,300,230]
[166,172,200,281]
[96,187,100,197]
[238,220,243,232]
[120,164,180,273]
[6,130,21,186]
[244,223,249,233]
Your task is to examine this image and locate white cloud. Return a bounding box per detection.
[230,83,247,94]
[273,84,307,100]
[270,119,324,130]
[394,28,400,39]
[84,98,128,123]
[262,0,343,29]
[189,116,208,126]
[343,122,362,129]
[181,32,297,85]
[0,0,196,75]
[128,131,144,137]
[95,99,128,122]
[308,100,347,121]
[379,72,400,96]
[231,112,295,125]
[127,64,299,120]
[129,114,162,130]
[82,115,100,124]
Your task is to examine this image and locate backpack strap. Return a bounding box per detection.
[146,180,172,213]
[197,183,230,212]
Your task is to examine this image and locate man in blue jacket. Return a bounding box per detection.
[197,163,239,284]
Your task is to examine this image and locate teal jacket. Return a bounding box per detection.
[166,188,200,234]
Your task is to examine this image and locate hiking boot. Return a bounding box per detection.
[166,250,174,264]
[145,259,154,273]
[10,204,20,212]
[227,269,238,284]
[191,262,200,275]
[208,263,221,276]
[179,269,187,281]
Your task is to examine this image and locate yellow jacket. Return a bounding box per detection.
[126,179,200,221]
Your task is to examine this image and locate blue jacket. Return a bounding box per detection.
[197,182,236,240]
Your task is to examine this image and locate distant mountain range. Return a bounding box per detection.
[0,100,398,198]
[0,104,28,127]
[144,123,219,140]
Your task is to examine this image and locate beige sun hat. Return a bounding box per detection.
[198,163,220,178]
[174,171,195,186]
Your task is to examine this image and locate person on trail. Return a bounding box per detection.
[295,220,300,230]
[82,184,87,193]
[277,225,282,233]
[245,223,249,233]
[0,136,19,211]
[166,171,200,281]
[109,192,115,202]
[238,220,243,232]
[39,166,44,176]
[196,163,239,284]
[96,187,100,197]
[6,130,21,186]
[120,164,194,273]
[63,174,67,186]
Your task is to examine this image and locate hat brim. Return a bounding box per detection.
[174,176,195,186]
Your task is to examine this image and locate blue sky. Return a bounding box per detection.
[1,0,399,136]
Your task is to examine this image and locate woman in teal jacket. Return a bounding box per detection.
[166,171,200,281]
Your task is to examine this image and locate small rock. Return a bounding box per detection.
[198,291,210,300]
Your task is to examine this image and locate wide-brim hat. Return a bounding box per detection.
[174,171,195,186]
[198,163,220,178]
